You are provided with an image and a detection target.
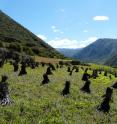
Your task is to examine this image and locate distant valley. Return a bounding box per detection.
[56,48,82,58]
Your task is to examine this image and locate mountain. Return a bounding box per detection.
[0,10,64,58]
[74,38,117,64]
[56,48,82,58]
[105,54,117,67]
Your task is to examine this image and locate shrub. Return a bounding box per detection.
[4,37,21,43]
[0,42,4,47]
[25,42,36,47]
[70,60,81,65]
[7,43,22,52]
[59,61,64,65]
[31,47,40,55]
[23,46,34,56]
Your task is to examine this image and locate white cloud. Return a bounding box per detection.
[93,16,109,21]
[37,33,97,49]
[37,34,47,40]
[60,31,64,34]
[51,25,64,34]
[60,9,65,12]
[83,30,88,33]
[47,37,98,48]
[51,26,56,29]
[48,39,79,48]
[51,25,59,32]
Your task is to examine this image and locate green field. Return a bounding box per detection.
[0,63,117,124]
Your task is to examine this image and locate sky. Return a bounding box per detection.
[0,0,117,48]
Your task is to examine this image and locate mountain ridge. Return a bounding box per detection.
[74,38,117,66]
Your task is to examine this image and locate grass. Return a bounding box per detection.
[0,63,117,124]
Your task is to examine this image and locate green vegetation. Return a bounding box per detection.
[0,63,117,124]
[0,10,65,59]
[105,54,117,67]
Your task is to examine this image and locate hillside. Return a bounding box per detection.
[105,54,117,67]
[57,48,81,58]
[74,38,117,64]
[0,10,64,58]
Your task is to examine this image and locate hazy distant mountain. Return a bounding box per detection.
[0,10,64,58]
[57,48,82,58]
[74,38,117,65]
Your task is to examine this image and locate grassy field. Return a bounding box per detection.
[0,62,117,124]
[35,56,71,64]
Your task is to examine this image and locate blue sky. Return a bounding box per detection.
[0,0,117,48]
